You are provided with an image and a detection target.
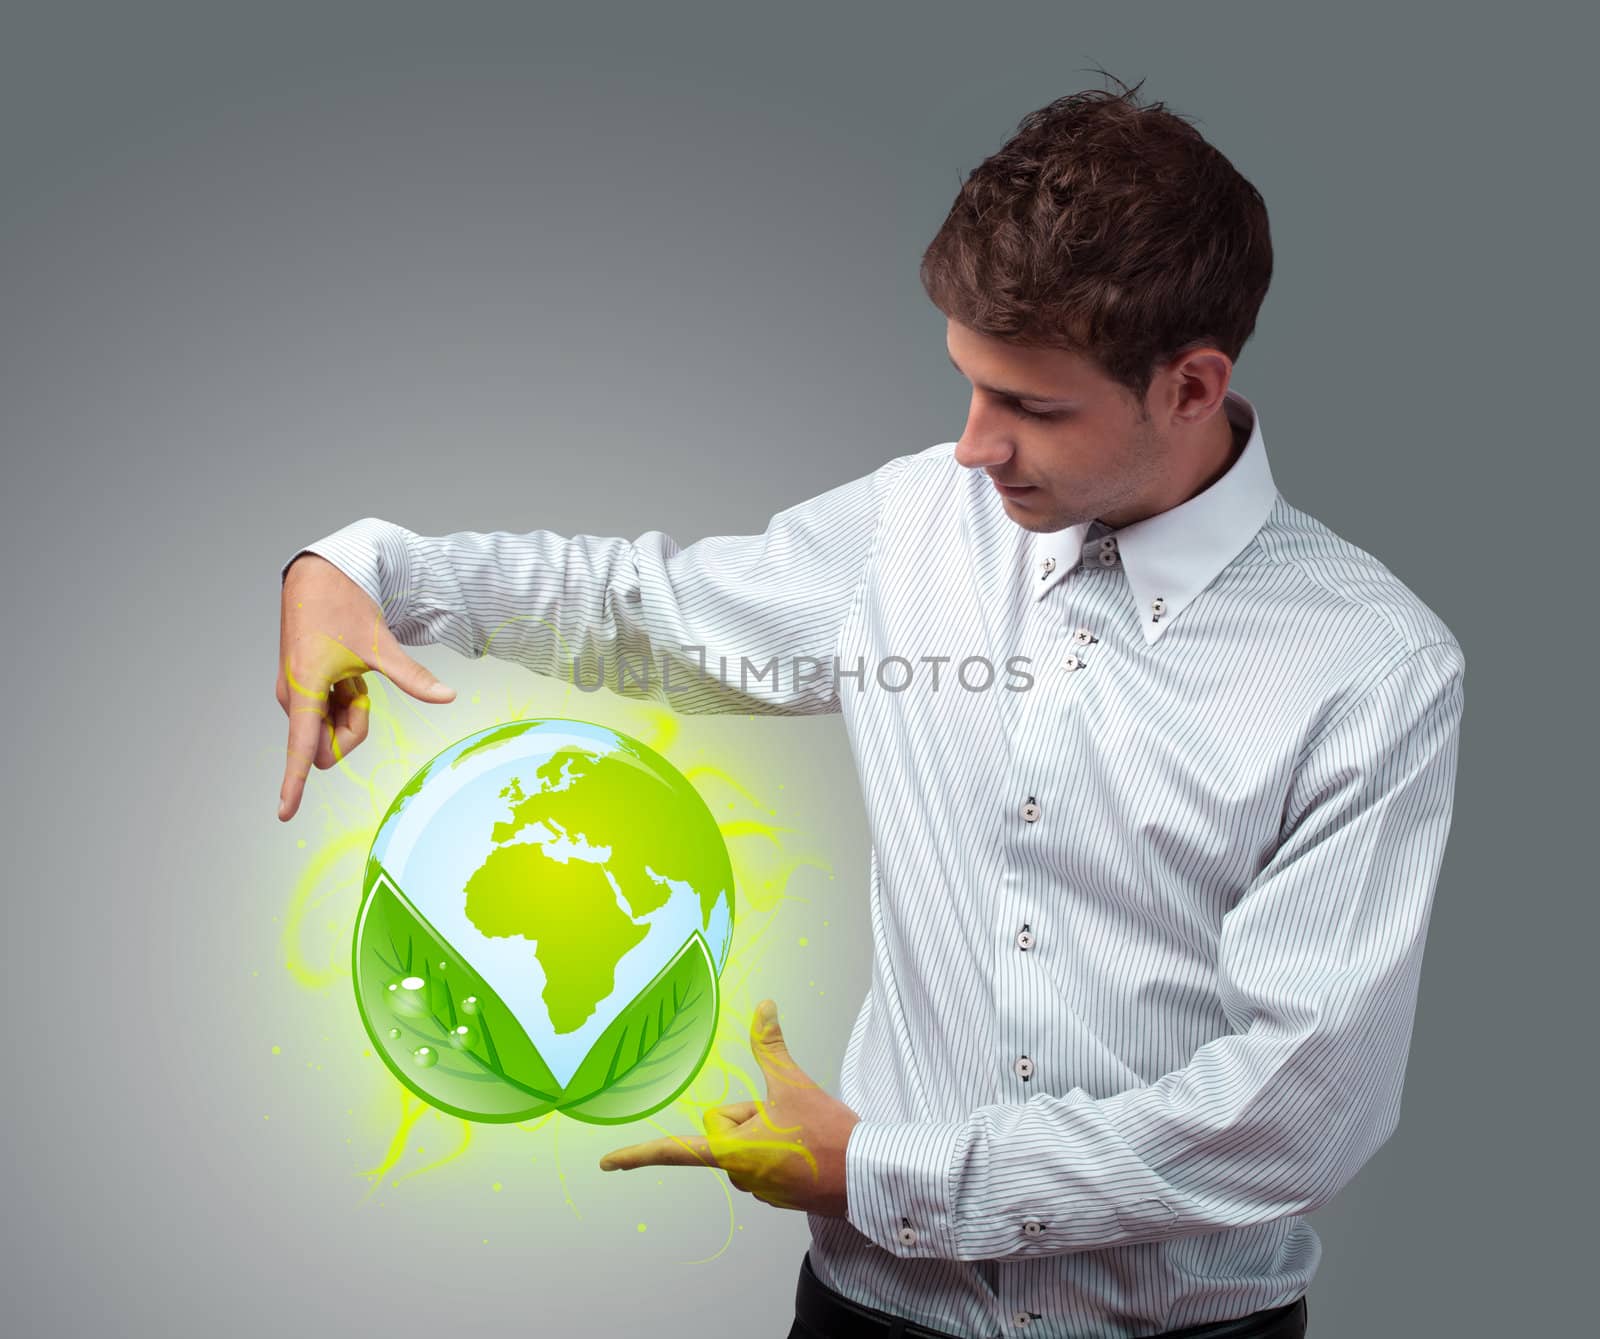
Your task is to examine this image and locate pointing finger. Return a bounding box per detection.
[279,660,331,820]
[599,1133,716,1172]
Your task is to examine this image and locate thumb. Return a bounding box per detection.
[371,627,456,703]
[750,999,810,1090]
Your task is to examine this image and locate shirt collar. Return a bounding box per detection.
[1030,387,1278,645]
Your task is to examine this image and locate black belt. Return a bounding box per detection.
[791,1251,1308,1339]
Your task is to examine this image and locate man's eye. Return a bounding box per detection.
[1009,402,1062,422]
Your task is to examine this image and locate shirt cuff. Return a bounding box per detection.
[844,1117,969,1257]
[278,516,399,616]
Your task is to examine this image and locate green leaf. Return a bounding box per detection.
[353,866,561,1122]
[556,931,718,1125]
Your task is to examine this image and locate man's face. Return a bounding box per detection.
[946,318,1171,533]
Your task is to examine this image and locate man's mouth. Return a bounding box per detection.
[990,478,1036,498]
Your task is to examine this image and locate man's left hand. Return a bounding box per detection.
[597,998,861,1218]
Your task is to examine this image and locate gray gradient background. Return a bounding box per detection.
[1,2,1590,1336]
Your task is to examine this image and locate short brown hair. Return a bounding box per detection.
[920,72,1273,408]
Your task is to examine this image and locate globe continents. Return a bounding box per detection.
[352,718,735,1125]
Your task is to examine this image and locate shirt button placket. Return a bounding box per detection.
[1007,620,1057,1157]
[1004,564,1091,1333]
[1014,788,1041,1087]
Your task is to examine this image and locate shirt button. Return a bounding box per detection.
[1022,1219,1045,1237]
[1073,627,1095,644]
[1015,927,1035,951]
[898,1223,918,1246]
[1061,654,1083,672]
[1021,797,1041,822]
[1014,1055,1034,1080]
[1014,1311,1032,1327]
[1039,556,1056,577]
[1098,549,1118,566]
[1099,536,1117,551]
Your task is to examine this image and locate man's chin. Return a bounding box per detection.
[1001,499,1075,533]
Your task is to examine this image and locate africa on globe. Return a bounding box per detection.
[351,718,735,1125]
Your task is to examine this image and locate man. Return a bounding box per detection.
[277,77,1463,1339]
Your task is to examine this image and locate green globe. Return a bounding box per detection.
[352,718,735,1124]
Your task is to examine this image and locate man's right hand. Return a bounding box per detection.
[276,551,456,821]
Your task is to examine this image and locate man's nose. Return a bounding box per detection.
[953,399,1015,471]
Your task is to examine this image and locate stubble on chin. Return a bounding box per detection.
[1008,498,1085,534]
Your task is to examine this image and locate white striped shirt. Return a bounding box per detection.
[285,387,1465,1337]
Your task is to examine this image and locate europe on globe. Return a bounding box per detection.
[351,718,735,1124]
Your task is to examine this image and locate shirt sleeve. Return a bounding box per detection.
[844,639,1467,1260]
[278,454,913,715]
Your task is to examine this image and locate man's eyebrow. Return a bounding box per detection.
[945,348,1075,404]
